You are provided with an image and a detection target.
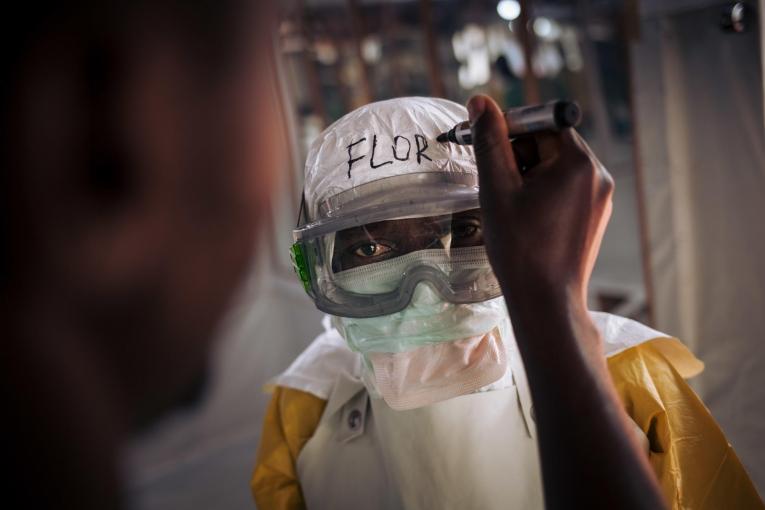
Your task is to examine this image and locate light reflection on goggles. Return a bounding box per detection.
[332,209,483,272]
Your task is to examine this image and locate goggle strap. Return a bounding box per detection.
[295,188,307,228]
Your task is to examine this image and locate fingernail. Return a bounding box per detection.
[467,97,484,124]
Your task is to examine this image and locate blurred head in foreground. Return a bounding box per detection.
[1,1,280,506]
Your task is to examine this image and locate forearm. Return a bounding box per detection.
[468,93,665,508]
[506,286,667,510]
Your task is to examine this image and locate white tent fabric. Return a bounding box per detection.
[631,2,765,495]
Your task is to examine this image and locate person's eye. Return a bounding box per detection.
[450,217,483,248]
[453,221,481,239]
[352,242,392,258]
[455,225,478,237]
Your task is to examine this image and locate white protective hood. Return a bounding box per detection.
[303,97,477,221]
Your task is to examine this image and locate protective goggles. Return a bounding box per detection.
[291,173,502,318]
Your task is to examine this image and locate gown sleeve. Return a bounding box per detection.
[250,386,327,510]
[607,339,764,509]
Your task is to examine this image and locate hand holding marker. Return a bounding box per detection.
[437,100,581,145]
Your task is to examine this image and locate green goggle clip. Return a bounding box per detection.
[290,242,312,296]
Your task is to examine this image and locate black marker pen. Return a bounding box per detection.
[436,100,581,145]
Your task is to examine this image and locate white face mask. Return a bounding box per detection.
[332,284,511,410]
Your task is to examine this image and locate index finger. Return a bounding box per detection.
[467,95,522,196]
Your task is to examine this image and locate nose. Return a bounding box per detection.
[409,281,444,307]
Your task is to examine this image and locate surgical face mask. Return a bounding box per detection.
[333,284,510,410]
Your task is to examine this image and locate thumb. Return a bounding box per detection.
[467,95,522,196]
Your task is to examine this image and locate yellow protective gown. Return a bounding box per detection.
[251,338,763,510]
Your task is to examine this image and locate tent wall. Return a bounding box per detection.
[631,0,765,494]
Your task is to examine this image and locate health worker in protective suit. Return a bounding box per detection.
[250,97,763,510]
